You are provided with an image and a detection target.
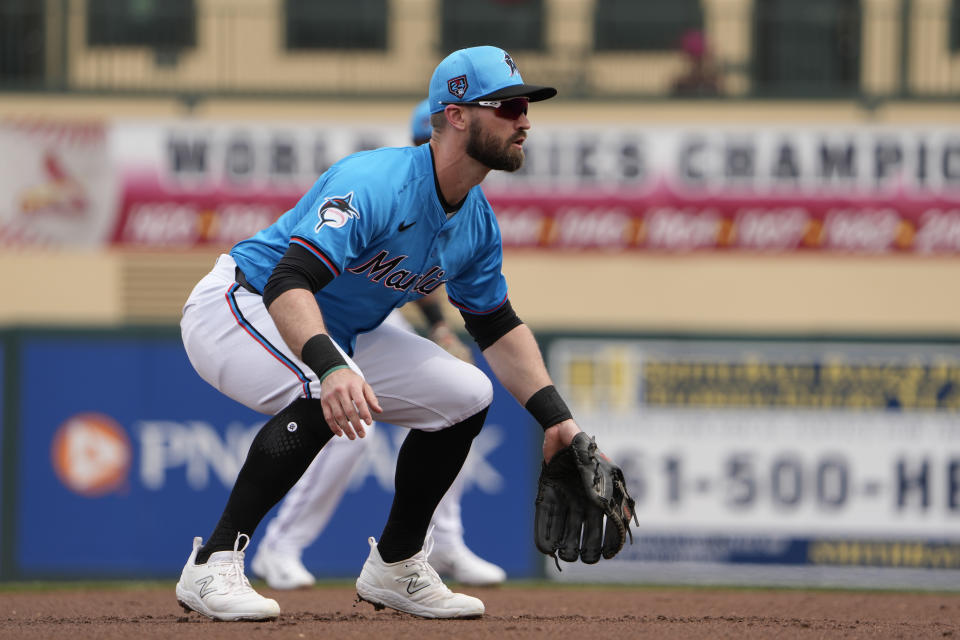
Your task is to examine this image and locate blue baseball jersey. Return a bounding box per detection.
[230,144,508,355]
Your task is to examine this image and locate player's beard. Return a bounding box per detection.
[466,120,524,172]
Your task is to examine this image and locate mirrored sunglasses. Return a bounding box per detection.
[476,98,529,120]
[442,98,529,120]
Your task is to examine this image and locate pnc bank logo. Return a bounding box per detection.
[51,413,132,497]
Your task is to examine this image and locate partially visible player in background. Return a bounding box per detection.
[249,98,506,590]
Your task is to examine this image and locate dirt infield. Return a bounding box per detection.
[2,582,959,639]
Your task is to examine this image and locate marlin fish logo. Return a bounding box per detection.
[315,192,360,232]
[503,52,518,76]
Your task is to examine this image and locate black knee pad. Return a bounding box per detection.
[249,397,331,463]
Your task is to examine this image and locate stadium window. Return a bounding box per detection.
[87,0,195,49]
[951,0,960,52]
[594,0,704,51]
[752,0,861,96]
[285,0,388,50]
[441,0,545,53]
[0,0,45,85]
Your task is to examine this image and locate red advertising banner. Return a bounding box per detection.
[488,190,960,253]
[106,121,960,253]
[108,120,382,247]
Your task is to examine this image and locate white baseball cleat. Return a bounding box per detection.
[355,536,485,619]
[251,545,316,590]
[176,534,281,621]
[429,541,507,586]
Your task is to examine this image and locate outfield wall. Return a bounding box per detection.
[2,328,959,590]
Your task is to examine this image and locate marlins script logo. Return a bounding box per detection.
[315,192,360,232]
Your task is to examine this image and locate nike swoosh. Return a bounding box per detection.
[398,221,416,232]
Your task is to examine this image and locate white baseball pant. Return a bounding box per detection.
[181,254,490,552]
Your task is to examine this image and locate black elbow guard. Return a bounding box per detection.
[262,243,336,308]
[460,299,522,350]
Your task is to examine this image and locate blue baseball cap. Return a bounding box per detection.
[410,98,432,144]
[428,46,557,114]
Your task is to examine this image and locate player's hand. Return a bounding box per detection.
[542,419,581,463]
[319,368,382,440]
[429,324,473,363]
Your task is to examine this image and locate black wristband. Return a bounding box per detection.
[524,385,573,431]
[300,334,349,382]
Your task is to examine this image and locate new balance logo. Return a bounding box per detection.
[396,572,430,594]
[195,575,216,599]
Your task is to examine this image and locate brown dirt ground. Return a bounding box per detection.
[1,582,959,639]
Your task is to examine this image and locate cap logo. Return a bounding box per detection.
[447,75,468,99]
[504,52,518,76]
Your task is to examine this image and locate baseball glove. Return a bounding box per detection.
[534,432,638,568]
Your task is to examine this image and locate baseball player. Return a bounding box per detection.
[175,45,606,621]
[247,101,506,590]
